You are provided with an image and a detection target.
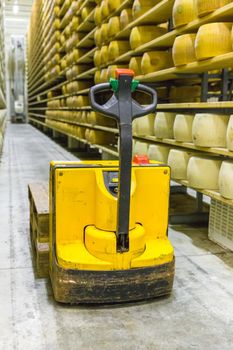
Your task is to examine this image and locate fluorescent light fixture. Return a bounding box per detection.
[13,4,19,14]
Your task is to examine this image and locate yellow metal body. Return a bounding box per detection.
[50,160,174,271]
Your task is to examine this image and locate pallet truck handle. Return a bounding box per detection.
[89,69,157,252]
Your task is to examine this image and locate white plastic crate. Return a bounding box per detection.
[209,199,233,251]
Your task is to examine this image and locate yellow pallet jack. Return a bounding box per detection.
[49,69,175,303]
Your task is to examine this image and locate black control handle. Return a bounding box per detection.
[89,70,157,253]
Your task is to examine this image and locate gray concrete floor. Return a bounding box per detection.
[1,123,233,350]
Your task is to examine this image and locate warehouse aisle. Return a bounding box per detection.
[1,123,233,350]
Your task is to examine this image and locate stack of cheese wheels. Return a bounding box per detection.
[169,85,201,102]
[88,130,115,145]
[219,161,233,199]
[192,113,229,147]
[141,51,173,74]
[196,0,232,17]
[147,144,170,163]
[168,149,193,180]
[154,112,176,139]
[86,111,116,127]
[130,26,167,49]
[134,114,155,136]
[132,0,160,19]
[174,114,195,142]
[129,57,142,76]
[195,23,232,60]
[172,34,197,66]
[108,17,120,38]
[120,8,132,29]
[133,141,149,155]
[187,156,222,189]
[172,0,197,28]
[227,115,233,150]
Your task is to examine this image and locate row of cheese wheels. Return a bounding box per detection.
[135,142,233,199]
[47,95,89,109]
[173,0,232,28]
[133,112,233,150]
[45,118,116,145]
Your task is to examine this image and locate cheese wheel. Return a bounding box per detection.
[94,6,102,25]
[141,51,173,74]
[85,128,91,141]
[88,130,115,144]
[130,26,167,49]
[134,114,155,136]
[94,28,102,47]
[192,113,229,147]
[129,57,142,76]
[227,115,233,150]
[168,149,191,180]
[219,161,233,199]
[94,50,101,67]
[196,0,232,17]
[132,0,160,19]
[133,141,149,155]
[78,127,86,139]
[100,46,109,66]
[169,85,201,102]
[120,9,132,29]
[54,6,60,17]
[100,0,110,19]
[174,114,194,142]
[81,6,92,20]
[195,23,232,61]
[108,0,123,12]
[87,111,116,127]
[172,34,196,66]
[100,23,109,44]
[147,144,170,163]
[80,111,87,123]
[94,70,101,84]
[108,17,120,38]
[187,156,222,189]
[172,0,197,28]
[154,112,176,139]
[100,69,108,83]
[106,64,129,80]
[108,41,131,61]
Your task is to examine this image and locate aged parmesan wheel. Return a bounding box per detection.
[108,41,130,61]
[196,0,232,17]
[85,128,91,141]
[100,0,109,19]
[94,50,101,67]
[168,149,192,180]
[227,115,233,150]
[108,0,123,12]
[94,70,101,84]
[108,17,121,38]
[219,161,233,199]
[87,111,116,127]
[120,9,133,29]
[130,26,167,50]
[133,141,149,155]
[100,23,109,44]
[129,57,142,76]
[94,28,102,47]
[172,0,197,28]
[187,156,222,189]
[154,112,176,139]
[172,34,197,66]
[169,85,201,102]
[192,113,229,147]
[100,69,108,83]
[94,6,102,25]
[100,45,109,65]
[174,114,194,142]
[134,114,155,136]
[195,23,232,61]
[147,144,170,163]
[80,111,87,124]
[88,130,115,144]
[132,0,161,19]
[141,51,173,74]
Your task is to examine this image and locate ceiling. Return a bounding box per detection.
[3,0,33,47]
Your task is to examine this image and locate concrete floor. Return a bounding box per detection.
[1,123,233,350]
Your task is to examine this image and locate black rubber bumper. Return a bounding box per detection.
[50,258,175,304]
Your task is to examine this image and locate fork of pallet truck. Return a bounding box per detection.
[48,69,175,303]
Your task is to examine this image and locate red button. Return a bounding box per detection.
[133,155,150,164]
[115,69,135,78]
